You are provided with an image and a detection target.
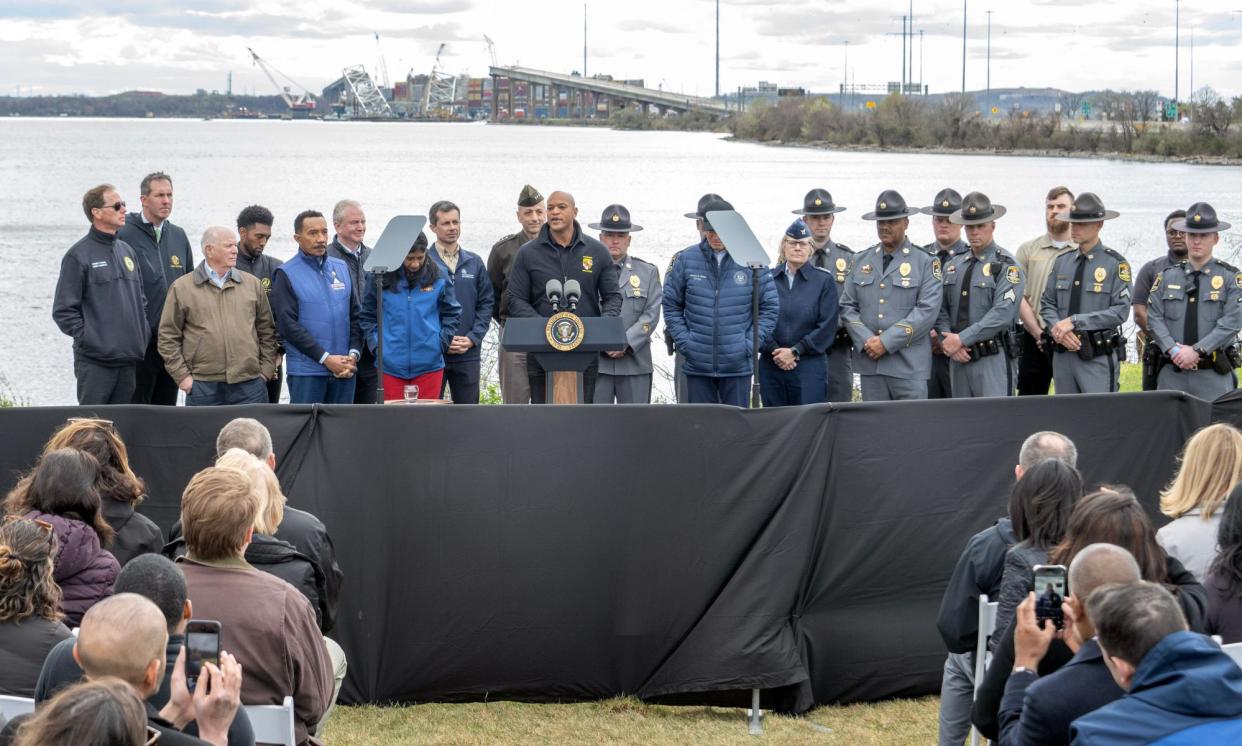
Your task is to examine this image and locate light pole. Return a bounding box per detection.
[908,0,914,93]
[1174,0,1180,102]
[843,40,849,106]
[961,0,968,94]
[986,10,992,99]
[901,15,908,94]
[715,0,720,98]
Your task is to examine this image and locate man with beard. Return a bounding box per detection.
[921,188,968,398]
[840,190,941,401]
[1014,187,1077,395]
[1133,210,1189,390]
[234,205,285,402]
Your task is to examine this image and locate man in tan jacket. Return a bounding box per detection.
[158,226,278,406]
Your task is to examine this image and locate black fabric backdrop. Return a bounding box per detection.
[0,392,1213,709]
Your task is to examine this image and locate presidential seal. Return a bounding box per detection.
[545,311,586,352]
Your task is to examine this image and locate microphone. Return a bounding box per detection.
[545,279,563,311]
[564,280,582,311]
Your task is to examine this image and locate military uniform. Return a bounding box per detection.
[810,240,855,402]
[488,231,533,404]
[1039,193,1132,394]
[937,243,1024,397]
[1148,203,1241,400]
[595,255,662,403]
[925,238,968,397]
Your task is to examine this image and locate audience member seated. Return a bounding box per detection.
[44,417,164,566]
[972,487,1208,741]
[3,448,120,625]
[993,459,1083,647]
[1206,482,1242,644]
[35,555,255,745]
[997,543,1141,746]
[176,466,332,745]
[1071,581,1242,744]
[935,430,1077,746]
[0,517,72,696]
[7,677,150,746]
[73,593,243,745]
[1157,423,1242,582]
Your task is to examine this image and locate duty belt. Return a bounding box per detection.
[1053,329,1124,361]
[964,337,1004,362]
[1166,345,1242,374]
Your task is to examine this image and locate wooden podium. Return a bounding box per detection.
[501,313,626,404]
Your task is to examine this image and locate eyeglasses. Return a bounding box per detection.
[67,416,116,431]
[95,201,126,213]
[1166,229,1186,237]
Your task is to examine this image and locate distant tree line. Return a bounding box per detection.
[724,88,1242,159]
[0,91,293,118]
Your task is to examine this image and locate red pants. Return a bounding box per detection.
[382,370,444,402]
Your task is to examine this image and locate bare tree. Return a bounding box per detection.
[1058,91,1087,121]
[1132,90,1161,124]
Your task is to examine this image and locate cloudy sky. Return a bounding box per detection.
[1,1,1239,99]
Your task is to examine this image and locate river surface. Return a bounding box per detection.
[2,118,1240,404]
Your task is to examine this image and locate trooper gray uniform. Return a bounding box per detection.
[1147,203,1242,400]
[796,188,855,403]
[596,255,662,403]
[937,242,1024,397]
[1039,193,1132,394]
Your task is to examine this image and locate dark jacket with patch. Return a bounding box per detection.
[506,222,622,319]
[52,228,150,365]
[117,212,194,330]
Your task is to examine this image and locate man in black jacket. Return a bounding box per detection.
[53,184,150,404]
[327,199,377,404]
[118,172,195,405]
[507,191,623,403]
[235,205,284,403]
[997,543,1139,746]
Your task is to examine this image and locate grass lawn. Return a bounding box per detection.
[323,696,940,745]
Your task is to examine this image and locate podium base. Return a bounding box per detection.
[548,371,582,404]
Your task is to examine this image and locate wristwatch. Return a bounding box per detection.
[1012,666,1036,676]
[792,348,801,361]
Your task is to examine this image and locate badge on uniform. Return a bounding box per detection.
[1210,292,1221,302]
[170,255,182,269]
[582,256,594,272]
[629,275,641,288]
[1093,267,1107,283]
[835,258,847,273]
[642,323,651,334]
[123,256,135,272]
[1119,262,1132,283]
[861,263,873,275]
[1006,266,1020,285]
[898,262,911,277]
[1212,275,1225,290]
[982,263,992,277]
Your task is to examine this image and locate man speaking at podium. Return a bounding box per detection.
[507,191,622,403]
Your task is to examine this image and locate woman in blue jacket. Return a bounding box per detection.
[760,219,839,406]
[359,234,461,401]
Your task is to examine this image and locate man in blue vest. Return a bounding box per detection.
[270,210,362,404]
[327,199,377,404]
[428,200,494,404]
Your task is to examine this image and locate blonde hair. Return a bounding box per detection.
[215,448,285,534]
[1160,424,1242,520]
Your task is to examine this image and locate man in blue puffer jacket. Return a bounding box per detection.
[1070,581,1242,745]
[663,197,779,406]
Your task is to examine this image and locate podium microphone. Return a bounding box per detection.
[545,279,564,311]
[563,279,581,311]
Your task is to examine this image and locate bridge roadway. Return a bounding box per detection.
[488,65,731,118]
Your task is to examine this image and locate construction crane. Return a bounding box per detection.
[247,47,316,114]
[374,33,391,90]
[421,43,458,118]
[483,35,498,67]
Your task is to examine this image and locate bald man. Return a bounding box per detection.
[158,225,278,406]
[74,593,242,746]
[507,190,622,402]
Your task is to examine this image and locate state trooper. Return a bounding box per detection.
[1147,203,1242,400]
[590,204,662,403]
[794,188,854,402]
[936,192,1024,398]
[921,188,969,398]
[1038,193,1132,394]
[840,190,942,401]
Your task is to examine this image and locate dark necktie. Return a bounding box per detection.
[1068,254,1088,316]
[813,249,828,269]
[1185,271,1201,345]
[955,257,977,332]
[882,253,893,272]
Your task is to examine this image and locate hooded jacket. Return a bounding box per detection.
[359,270,461,379]
[24,510,119,626]
[1069,631,1242,744]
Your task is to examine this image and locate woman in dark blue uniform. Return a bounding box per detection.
[760,220,840,406]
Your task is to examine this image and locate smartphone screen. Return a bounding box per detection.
[185,620,221,690]
[1032,565,1068,630]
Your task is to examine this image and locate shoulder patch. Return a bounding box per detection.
[1006,265,1021,285]
[932,258,942,280]
[1236,273,1242,291]
[1118,262,1132,283]
[1151,272,1163,291]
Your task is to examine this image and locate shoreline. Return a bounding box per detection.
[724,136,1242,167]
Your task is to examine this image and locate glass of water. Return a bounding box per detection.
[403,384,420,403]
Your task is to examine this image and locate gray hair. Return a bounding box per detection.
[1088,581,1187,667]
[1019,431,1078,471]
[200,226,234,250]
[215,418,273,460]
[1069,543,1141,603]
[332,199,363,225]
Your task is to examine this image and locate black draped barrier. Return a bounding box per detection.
[0,392,1215,709]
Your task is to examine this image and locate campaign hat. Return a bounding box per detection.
[921,188,963,217]
[588,204,643,232]
[685,193,726,219]
[1055,192,1120,223]
[861,190,920,221]
[950,191,1008,225]
[698,198,735,232]
[1172,202,1231,233]
[793,188,847,216]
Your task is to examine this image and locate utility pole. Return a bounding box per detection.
[986,10,992,98]
[583,3,588,77]
[908,0,914,94]
[1174,0,1180,102]
[919,30,925,94]
[843,40,849,106]
[901,15,908,94]
[961,0,968,94]
[1189,27,1195,97]
[715,0,721,98]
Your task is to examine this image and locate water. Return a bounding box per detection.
[2,118,1240,405]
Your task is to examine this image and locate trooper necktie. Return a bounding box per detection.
[1068,254,1088,316]
[813,249,827,269]
[955,257,977,332]
[882,253,893,272]
[1185,270,1201,345]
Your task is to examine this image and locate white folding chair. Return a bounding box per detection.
[1223,642,1242,669]
[0,695,36,719]
[243,696,296,746]
[969,594,1000,746]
